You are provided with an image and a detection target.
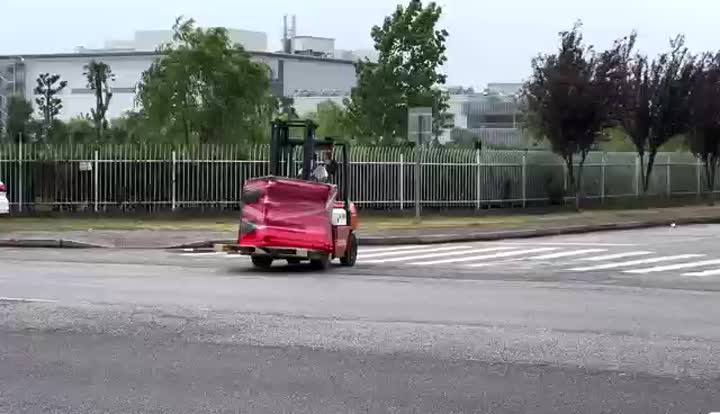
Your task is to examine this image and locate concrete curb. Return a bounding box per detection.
[2,215,719,249]
[357,215,720,246]
[0,239,107,249]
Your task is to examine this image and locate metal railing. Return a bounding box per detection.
[0,143,711,213]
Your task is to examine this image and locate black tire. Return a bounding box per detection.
[310,254,331,270]
[340,232,358,267]
[251,255,273,270]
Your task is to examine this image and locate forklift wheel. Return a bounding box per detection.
[340,232,358,267]
[310,254,331,270]
[251,255,273,270]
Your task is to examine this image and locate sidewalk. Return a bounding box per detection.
[1,205,719,249]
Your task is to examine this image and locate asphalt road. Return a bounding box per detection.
[2,224,720,413]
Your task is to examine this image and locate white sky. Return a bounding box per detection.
[1,0,718,88]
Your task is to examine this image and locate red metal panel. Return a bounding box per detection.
[239,177,336,253]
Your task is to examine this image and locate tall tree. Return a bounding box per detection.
[137,17,275,144]
[84,60,116,142]
[687,52,720,204]
[522,23,623,209]
[4,95,33,143]
[345,0,449,144]
[34,73,68,139]
[614,35,695,193]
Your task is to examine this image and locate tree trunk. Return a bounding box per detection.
[638,152,645,195]
[643,151,658,194]
[705,156,718,206]
[565,154,578,210]
[575,152,588,211]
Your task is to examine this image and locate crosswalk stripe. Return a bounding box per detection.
[624,259,720,274]
[569,254,704,272]
[362,247,516,264]
[684,268,720,277]
[527,249,607,260]
[181,252,225,257]
[359,245,423,254]
[359,245,470,259]
[413,247,558,266]
[464,248,569,267]
[578,251,654,262]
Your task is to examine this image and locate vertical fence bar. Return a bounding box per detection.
[17,137,23,213]
[399,152,404,211]
[521,152,527,208]
[697,157,702,199]
[666,154,671,198]
[172,150,177,211]
[475,149,481,210]
[600,153,606,205]
[634,154,640,197]
[93,150,99,212]
[415,146,421,219]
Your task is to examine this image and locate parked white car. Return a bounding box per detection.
[0,181,9,214]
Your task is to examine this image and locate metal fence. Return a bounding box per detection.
[0,143,711,213]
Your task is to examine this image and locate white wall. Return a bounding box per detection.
[283,59,355,96]
[22,55,157,121]
[4,53,356,122]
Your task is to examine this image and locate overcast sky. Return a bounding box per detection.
[1,0,717,88]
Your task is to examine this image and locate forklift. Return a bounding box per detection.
[218,119,358,270]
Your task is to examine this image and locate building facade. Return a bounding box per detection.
[0,51,357,124]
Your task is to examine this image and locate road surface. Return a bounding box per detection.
[1,224,720,413]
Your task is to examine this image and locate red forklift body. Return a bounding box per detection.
[239,177,337,253]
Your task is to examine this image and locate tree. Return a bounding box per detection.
[84,60,116,142]
[522,23,623,209]
[137,17,275,144]
[687,52,720,204]
[34,73,68,139]
[345,0,449,144]
[311,100,351,138]
[614,35,695,193]
[4,95,33,143]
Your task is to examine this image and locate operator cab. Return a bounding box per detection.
[269,119,350,210]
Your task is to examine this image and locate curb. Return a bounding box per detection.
[2,215,719,249]
[0,239,107,249]
[357,215,720,245]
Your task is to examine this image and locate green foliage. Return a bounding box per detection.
[345,0,449,144]
[34,73,68,139]
[84,60,116,141]
[137,17,275,144]
[314,100,351,138]
[4,94,33,143]
[448,127,481,148]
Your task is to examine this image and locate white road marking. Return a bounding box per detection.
[624,259,720,274]
[527,249,607,260]
[683,268,720,277]
[578,251,654,262]
[359,245,469,259]
[569,254,705,272]
[363,247,515,264]
[358,245,424,254]
[489,242,637,247]
[416,248,559,266]
[180,252,225,257]
[0,297,58,303]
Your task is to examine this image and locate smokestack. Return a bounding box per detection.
[291,15,297,37]
[283,15,289,53]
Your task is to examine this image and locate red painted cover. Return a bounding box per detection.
[239,177,337,252]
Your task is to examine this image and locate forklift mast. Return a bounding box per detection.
[268,118,350,204]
